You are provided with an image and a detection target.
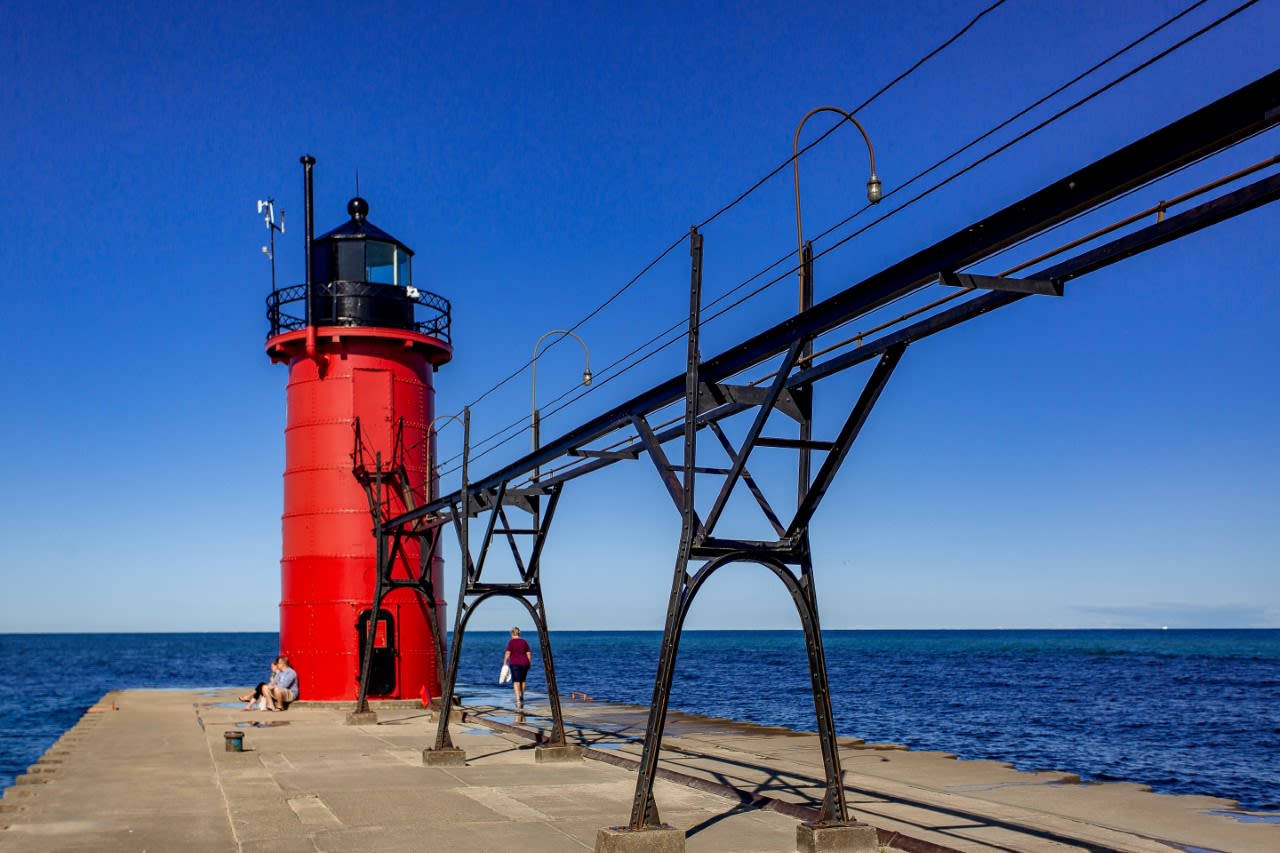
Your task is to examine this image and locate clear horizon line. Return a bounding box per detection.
[3,626,1277,635]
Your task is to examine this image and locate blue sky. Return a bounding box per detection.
[1,0,1276,632]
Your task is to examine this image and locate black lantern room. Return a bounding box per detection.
[313,197,413,286]
[266,188,450,343]
[309,197,418,331]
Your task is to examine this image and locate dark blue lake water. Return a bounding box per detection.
[1,630,1276,811]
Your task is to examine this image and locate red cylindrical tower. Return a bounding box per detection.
[266,171,451,702]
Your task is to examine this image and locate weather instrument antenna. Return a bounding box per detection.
[257,198,286,293]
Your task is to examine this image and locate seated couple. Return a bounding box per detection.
[240,656,298,711]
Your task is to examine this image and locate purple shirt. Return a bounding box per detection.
[505,638,531,666]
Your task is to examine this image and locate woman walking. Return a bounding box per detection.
[502,627,532,707]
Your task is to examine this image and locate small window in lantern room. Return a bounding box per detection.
[366,241,397,284]
[397,250,411,287]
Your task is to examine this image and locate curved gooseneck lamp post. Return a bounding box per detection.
[792,106,882,311]
[780,108,882,833]
[531,329,591,527]
[531,329,592,458]
[791,105,884,501]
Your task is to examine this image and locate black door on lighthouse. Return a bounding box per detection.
[356,608,397,696]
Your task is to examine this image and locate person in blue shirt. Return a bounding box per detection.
[265,656,299,710]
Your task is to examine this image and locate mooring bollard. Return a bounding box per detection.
[224,731,245,752]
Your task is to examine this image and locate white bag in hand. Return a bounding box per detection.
[499,663,512,684]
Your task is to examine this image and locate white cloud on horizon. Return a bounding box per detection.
[1072,602,1276,628]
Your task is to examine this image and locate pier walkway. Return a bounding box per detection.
[1,689,1275,852]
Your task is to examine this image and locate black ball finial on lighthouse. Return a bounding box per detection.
[348,196,369,220]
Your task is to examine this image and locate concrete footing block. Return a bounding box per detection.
[594,825,685,852]
[422,747,467,766]
[431,707,466,723]
[795,821,879,853]
[534,744,583,763]
[344,710,378,725]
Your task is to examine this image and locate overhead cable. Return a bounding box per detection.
[450,0,1014,415]
[435,0,1260,476]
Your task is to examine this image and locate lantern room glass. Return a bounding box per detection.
[366,240,411,285]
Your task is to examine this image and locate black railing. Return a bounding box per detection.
[266,280,451,342]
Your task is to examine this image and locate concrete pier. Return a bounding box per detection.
[1,689,1276,852]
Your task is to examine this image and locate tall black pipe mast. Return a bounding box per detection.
[301,155,316,328]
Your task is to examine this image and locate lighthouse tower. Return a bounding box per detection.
[265,159,451,702]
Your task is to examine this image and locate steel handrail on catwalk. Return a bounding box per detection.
[357,68,1279,848]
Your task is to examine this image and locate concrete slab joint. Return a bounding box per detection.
[422,746,467,766]
[595,824,685,853]
[795,821,879,853]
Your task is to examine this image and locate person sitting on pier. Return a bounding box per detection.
[240,682,269,710]
[264,656,299,711]
[239,659,280,709]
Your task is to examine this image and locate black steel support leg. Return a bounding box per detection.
[431,598,468,751]
[625,227,704,829]
[533,603,565,743]
[353,461,391,716]
[530,596,568,746]
[528,486,569,745]
[419,522,449,713]
[791,548,849,824]
[430,507,475,752]
[352,544,384,714]
[627,556,692,829]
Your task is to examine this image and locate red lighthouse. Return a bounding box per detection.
[265,158,451,702]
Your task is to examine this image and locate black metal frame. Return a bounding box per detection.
[627,177,1280,834]
[389,71,1280,515]
[351,407,576,756]
[351,71,1278,836]
[426,476,573,754]
[267,280,452,342]
[350,417,450,716]
[621,228,910,829]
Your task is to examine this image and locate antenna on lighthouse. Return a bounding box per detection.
[257,198,286,294]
